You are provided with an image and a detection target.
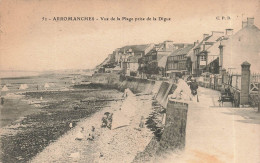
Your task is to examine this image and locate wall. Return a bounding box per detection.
[90,73,156,94]
[155,82,177,108]
[91,74,189,154]
[157,100,188,154]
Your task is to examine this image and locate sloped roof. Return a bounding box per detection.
[145,48,157,56]
[187,44,197,58]
[158,56,168,68]
[193,36,211,50]
[187,33,224,62]
[119,44,150,52]
[192,33,223,52]
[169,44,194,56]
[206,38,223,53]
[157,54,166,61]
[154,43,163,49]
[205,40,222,64]
[221,25,260,73]
[206,32,224,43]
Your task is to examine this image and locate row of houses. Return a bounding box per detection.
[96,17,260,78]
[189,17,260,76]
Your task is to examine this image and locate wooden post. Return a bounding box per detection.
[258,83,260,113]
[221,68,226,89]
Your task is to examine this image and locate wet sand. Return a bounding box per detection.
[0,97,38,128]
[0,88,121,163]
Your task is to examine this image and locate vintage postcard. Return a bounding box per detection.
[0,0,259,162]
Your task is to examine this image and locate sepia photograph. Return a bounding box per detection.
[0,0,260,162]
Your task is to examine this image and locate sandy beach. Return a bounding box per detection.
[31,93,154,163]
[1,75,124,163]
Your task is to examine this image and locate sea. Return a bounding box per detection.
[0,70,92,127]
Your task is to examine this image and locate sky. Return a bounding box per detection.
[0,0,260,71]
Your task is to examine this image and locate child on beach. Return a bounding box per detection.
[75,127,84,140]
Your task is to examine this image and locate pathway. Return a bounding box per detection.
[157,87,260,163]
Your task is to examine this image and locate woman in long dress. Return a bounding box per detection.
[168,73,192,101]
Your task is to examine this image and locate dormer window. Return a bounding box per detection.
[201,56,206,61]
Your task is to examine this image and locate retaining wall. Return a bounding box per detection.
[91,73,188,154]
[155,82,177,108]
[157,100,188,154]
[90,73,156,94]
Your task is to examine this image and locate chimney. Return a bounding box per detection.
[225,29,233,36]
[211,31,224,36]
[194,40,199,47]
[247,17,254,26]
[203,34,209,39]
[164,40,173,51]
[242,21,247,28]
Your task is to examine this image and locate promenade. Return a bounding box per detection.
[157,87,260,163]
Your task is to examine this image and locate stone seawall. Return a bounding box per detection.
[90,73,159,94]
[157,100,188,154]
[155,82,177,108]
[90,73,177,97]
[90,73,189,161]
[133,99,189,162]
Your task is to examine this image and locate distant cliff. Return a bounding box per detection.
[96,53,116,69]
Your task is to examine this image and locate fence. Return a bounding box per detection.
[198,62,259,107]
[249,73,260,107]
[198,72,241,107]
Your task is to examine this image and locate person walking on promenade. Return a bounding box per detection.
[168,73,192,101]
[190,78,199,102]
[186,75,192,86]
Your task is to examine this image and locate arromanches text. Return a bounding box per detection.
[52,17,95,21]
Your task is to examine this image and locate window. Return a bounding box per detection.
[173,63,177,69]
[168,63,177,69]
[201,56,206,61]
[168,63,171,69]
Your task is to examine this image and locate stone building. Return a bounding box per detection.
[166,44,194,78]
[219,17,260,73]
[118,44,154,76]
[187,31,225,76]
[140,41,188,77]
[187,17,260,75]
